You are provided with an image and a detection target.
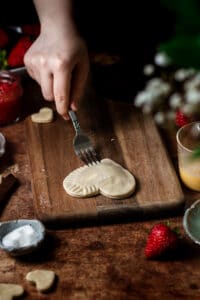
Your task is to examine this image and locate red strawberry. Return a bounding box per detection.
[8,36,33,67]
[144,223,178,259]
[175,111,191,127]
[0,28,9,48]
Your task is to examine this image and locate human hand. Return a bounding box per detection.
[24,28,89,120]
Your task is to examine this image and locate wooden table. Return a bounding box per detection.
[1,77,200,300]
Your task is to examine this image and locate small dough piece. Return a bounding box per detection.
[26,270,55,292]
[0,283,24,300]
[63,158,136,199]
[31,107,53,123]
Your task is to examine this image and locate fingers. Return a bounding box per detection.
[53,70,71,120]
[40,72,54,101]
[24,40,89,120]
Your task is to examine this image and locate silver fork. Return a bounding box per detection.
[68,110,100,165]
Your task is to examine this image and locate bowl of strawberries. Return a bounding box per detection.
[0,25,39,125]
[0,24,40,73]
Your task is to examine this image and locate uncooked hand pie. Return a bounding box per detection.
[63,158,136,199]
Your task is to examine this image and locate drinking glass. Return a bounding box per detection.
[177,122,200,191]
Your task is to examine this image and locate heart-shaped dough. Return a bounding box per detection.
[0,283,24,300]
[26,270,55,292]
[63,158,136,199]
[31,107,53,123]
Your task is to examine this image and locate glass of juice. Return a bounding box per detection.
[177,122,200,191]
[0,71,23,126]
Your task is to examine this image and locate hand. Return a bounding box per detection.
[24,28,89,120]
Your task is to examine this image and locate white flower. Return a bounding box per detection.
[154,52,171,67]
[185,89,200,104]
[146,78,163,89]
[134,88,164,108]
[169,93,182,109]
[154,112,165,124]
[146,78,171,96]
[134,91,151,107]
[143,64,155,76]
[182,103,196,115]
[184,73,200,90]
[160,82,172,96]
[174,68,195,82]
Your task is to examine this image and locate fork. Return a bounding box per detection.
[68,110,100,165]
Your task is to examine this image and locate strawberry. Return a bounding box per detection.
[8,36,33,67]
[144,223,178,259]
[0,28,9,48]
[175,111,191,127]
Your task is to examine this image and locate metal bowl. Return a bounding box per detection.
[0,219,45,256]
[183,199,200,245]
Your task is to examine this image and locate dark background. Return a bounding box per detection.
[0,0,173,55]
[0,0,174,100]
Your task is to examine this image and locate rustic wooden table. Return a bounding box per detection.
[1,75,200,300]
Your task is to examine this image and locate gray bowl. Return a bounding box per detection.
[0,219,45,256]
[183,199,200,245]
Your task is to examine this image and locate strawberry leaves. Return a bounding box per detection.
[0,50,8,70]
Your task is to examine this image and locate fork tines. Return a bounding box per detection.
[77,148,100,166]
[69,110,100,166]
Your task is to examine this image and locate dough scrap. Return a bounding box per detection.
[0,283,24,300]
[31,107,53,123]
[26,270,55,292]
[63,158,136,199]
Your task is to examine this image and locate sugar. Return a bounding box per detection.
[2,225,38,248]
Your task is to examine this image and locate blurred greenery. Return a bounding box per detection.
[0,50,8,70]
[159,0,200,68]
[191,147,200,160]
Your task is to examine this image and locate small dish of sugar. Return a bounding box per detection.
[0,219,45,256]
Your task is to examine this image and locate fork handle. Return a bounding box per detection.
[68,110,81,133]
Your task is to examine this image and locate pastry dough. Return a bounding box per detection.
[26,270,55,292]
[63,158,136,199]
[31,107,53,123]
[0,283,24,300]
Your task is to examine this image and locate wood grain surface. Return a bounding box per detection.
[0,174,18,211]
[0,82,199,300]
[25,93,184,225]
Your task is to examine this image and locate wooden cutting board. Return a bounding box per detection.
[26,95,184,226]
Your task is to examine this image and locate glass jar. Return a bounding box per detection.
[0,71,23,126]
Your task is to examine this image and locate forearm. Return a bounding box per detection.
[33,0,77,35]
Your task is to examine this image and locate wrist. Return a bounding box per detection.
[40,18,79,38]
[33,0,78,37]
